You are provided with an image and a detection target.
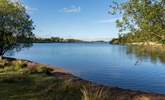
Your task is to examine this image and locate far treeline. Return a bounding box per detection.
[31,37,83,43]
[110,0,165,44]
[22,37,108,43]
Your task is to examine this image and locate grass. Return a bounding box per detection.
[81,86,108,100]
[0,59,109,100]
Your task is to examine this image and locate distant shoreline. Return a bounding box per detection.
[29,37,109,44]
[31,42,109,44]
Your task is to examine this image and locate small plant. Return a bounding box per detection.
[14,60,27,71]
[81,86,107,100]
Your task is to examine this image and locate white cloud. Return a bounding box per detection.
[60,6,81,13]
[97,17,122,24]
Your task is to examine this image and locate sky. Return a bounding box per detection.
[23,0,122,41]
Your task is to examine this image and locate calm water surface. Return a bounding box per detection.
[5,43,165,94]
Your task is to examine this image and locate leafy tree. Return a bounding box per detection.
[0,0,34,58]
[110,0,165,43]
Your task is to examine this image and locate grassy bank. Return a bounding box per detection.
[0,58,165,100]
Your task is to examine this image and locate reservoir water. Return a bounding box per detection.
[5,43,165,94]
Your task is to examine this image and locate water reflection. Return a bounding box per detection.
[5,43,33,56]
[126,45,165,64]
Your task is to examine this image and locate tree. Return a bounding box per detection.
[0,0,34,58]
[110,0,165,43]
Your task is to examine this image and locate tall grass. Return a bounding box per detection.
[81,86,107,100]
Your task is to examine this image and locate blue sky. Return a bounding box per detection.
[23,0,121,41]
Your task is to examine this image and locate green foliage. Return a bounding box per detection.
[110,0,165,43]
[0,0,34,56]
